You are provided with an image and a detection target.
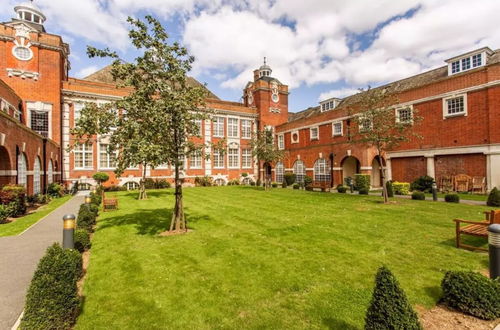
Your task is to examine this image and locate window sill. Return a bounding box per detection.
[332,134,343,137]
[73,168,94,171]
[444,113,466,119]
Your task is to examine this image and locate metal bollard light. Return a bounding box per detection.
[488,224,500,279]
[85,194,92,204]
[62,214,76,249]
[432,181,438,201]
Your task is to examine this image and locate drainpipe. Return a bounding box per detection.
[42,138,47,193]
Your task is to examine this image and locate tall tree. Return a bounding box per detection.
[71,16,207,234]
[348,87,421,203]
[250,130,285,190]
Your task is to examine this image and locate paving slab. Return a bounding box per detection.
[0,195,83,330]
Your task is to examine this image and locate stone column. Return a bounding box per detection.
[62,102,71,184]
[425,154,435,179]
[386,158,392,181]
[486,152,500,191]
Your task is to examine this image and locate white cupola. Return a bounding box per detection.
[258,57,272,78]
[14,1,46,25]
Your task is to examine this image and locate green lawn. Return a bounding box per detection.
[0,195,72,237]
[77,187,493,329]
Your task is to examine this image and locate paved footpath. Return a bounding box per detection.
[0,194,83,330]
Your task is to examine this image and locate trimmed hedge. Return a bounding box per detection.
[392,182,410,195]
[271,182,278,188]
[77,204,96,232]
[337,185,347,193]
[20,243,82,330]
[410,175,434,193]
[293,183,300,190]
[1,184,27,216]
[487,187,500,207]
[365,266,422,330]
[359,188,369,195]
[386,181,394,198]
[284,173,296,186]
[74,229,91,253]
[445,194,460,203]
[441,271,500,320]
[411,191,426,200]
[354,174,371,191]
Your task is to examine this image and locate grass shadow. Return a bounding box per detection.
[322,318,359,330]
[97,207,212,235]
[424,285,442,301]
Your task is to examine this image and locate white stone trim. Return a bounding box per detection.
[387,143,500,159]
[0,170,17,176]
[442,93,467,119]
[6,68,39,80]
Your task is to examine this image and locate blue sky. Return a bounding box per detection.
[2,0,499,112]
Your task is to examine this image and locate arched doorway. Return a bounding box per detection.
[263,162,272,185]
[341,156,360,184]
[371,157,384,188]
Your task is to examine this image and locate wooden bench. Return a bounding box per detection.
[454,210,500,251]
[102,191,118,212]
[311,181,331,192]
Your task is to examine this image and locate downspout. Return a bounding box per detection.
[60,101,64,184]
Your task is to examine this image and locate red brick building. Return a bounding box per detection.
[1,1,498,193]
[275,47,500,191]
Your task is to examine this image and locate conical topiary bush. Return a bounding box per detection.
[365,266,422,330]
[487,187,500,207]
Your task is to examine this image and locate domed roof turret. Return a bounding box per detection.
[258,57,272,78]
[14,1,46,25]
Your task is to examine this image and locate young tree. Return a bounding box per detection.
[250,130,285,190]
[71,16,207,234]
[348,87,421,203]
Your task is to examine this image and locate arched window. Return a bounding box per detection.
[275,162,284,183]
[33,157,41,194]
[124,181,139,190]
[214,178,225,186]
[17,153,27,187]
[47,160,53,184]
[313,158,330,182]
[293,160,305,183]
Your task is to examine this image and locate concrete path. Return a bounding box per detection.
[0,194,83,330]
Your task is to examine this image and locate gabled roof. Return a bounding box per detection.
[83,65,220,100]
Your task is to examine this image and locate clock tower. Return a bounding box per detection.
[243,58,289,130]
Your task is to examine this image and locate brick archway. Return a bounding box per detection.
[0,146,13,187]
[341,156,360,184]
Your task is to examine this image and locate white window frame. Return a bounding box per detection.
[332,121,343,136]
[213,116,225,137]
[275,162,284,183]
[74,143,93,170]
[241,149,253,169]
[47,160,53,184]
[27,102,52,139]
[359,117,373,132]
[291,130,299,144]
[310,127,319,140]
[241,119,252,139]
[228,148,240,169]
[74,102,84,123]
[194,119,203,136]
[293,160,305,183]
[33,157,41,194]
[227,117,239,138]
[314,158,330,182]
[395,105,414,124]
[17,153,27,187]
[448,52,486,75]
[213,149,224,169]
[277,134,285,150]
[189,151,202,169]
[443,94,467,118]
[98,143,117,170]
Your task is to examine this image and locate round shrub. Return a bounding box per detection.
[74,229,91,253]
[92,172,110,185]
[284,173,296,186]
[365,266,422,329]
[441,271,500,320]
[47,183,65,197]
[250,181,256,186]
[445,193,460,203]
[271,182,278,188]
[487,187,500,207]
[2,184,27,216]
[354,174,371,191]
[304,176,313,187]
[90,191,102,206]
[411,191,426,200]
[358,188,369,195]
[337,185,347,193]
[293,183,300,190]
[20,243,82,330]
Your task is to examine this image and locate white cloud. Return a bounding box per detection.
[319,87,361,101]
[75,65,100,78]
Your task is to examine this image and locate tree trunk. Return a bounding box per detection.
[138,163,148,200]
[169,162,186,233]
[378,153,388,204]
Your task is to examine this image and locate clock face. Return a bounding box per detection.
[248,92,253,105]
[272,93,279,103]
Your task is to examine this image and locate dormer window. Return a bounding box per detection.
[320,98,341,112]
[446,47,492,76]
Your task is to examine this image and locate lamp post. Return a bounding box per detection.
[432,180,438,201]
[85,194,92,205]
[62,214,76,249]
[488,224,500,279]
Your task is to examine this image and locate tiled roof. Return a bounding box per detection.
[83,65,220,100]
